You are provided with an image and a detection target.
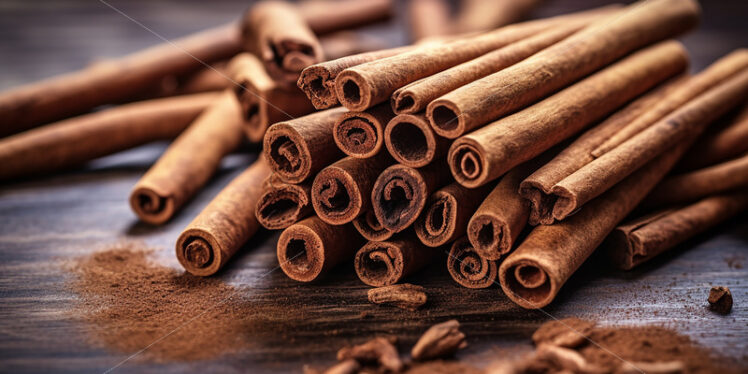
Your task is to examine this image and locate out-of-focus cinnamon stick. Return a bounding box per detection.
[333,103,396,158]
[263,107,347,183]
[176,157,271,276]
[393,18,595,116]
[678,104,748,170]
[230,53,314,142]
[384,113,451,168]
[354,231,436,286]
[519,76,688,225]
[311,153,394,225]
[371,161,452,233]
[129,90,243,225]
[455,0,542,34]
[414,182,493,247]
[0,93,216,181]
[335,5,620,112]
[544,69,748,223]
[255,174,313,230]
[277,216,364,282]
[319,31,390,61]
[643,153,748,208]
[428,0,699,137]
[447,237,498,289]
[409,0,452,43]
[0,23,240,137]
[606,191,748,270]
[448,41,687,188]
[241,1,324,85]
[353,210,394,242]
[298,0,394,36]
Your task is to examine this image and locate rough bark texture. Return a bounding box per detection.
[414,182,493,247]
[354,231,435,286]
[384,112,451,168]
[333,103,396,159]
[447,236,498,289]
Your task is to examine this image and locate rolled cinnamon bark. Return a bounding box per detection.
[255,174,313,230]
[427,0,699,137]
[130,90,243,225]
[409,0,452,42]
[333,103,396,158]
[499,138,694,309]
[545,69,748,222]
[448,41,688,188]
[312,153,394,225]
[606,191,748,270]
[678,104,748,170]
[0,23,240,137]
[447,236,498,289]
[455,0,541,34]
[299,0,394,36]
[176,157,271,276]
[230,53,315,142]
[371,161,452,233]
[643,153,748,208]
[384,113,451,168]
[319,31,389,61]
[241,1,324,85]
[468,163,536,260]
[354,231,436,286]
[393,20,594,116]
[277,216,364,282]
[414,182,493,247]
[591,49,748,157]
[519,76,688,225]
[353,210,394,242]
[0,93,216,181]
[263,107,348,183]
[335,5,620,112]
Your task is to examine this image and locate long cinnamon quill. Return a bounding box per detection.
[354,231,435,287]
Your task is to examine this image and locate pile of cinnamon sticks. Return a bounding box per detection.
[2,0,746,311]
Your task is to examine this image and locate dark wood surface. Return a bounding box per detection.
[1,1,746,373]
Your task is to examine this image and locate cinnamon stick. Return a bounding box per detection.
[414,182,493,247]
[409,0,452,42]
[130,90,244,225]
[428,0,699,137]
[230,53,315,142]
[255,174,313,230]
[335,6,620,112]
[678,104,748,170]
[299,0,393,36]
[263,107,347,183]
[241,1,324,85]
[333,103,396,159]
[384,113,451,168]
[319,32,390,61]
[467,163,536,260]
[519,76,688,225]
[176,157,271,276]
[0,23,239,137]
[448,41,688,188]
[643,153,748,208]
[371,161,452,233]
[312,153,394,225]
[544,69,748,223]
[277,216,364,282]
[393,20,596,116]
[455,0,542,34]
[447,237,498,289]
[354,231,435,286]
[607,191,748,270]
[0,93,216,181]
[498,138,701,309]
[353,211,394,242]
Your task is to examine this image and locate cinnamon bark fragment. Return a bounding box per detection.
[367,283,427,311]
[353,210,394,242]
[176,157,271,276]
[255,175,313,230]
[447,237,498,289]
[414,182,493,247]
[337,336,403,372]
[355,232,435,286]
[708,286,733,314]
[333,103,396,158]
[0,93,216,181]
[411,320,467,361]
[384,113,451,168]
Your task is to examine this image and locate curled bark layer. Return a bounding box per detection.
[447,237,498,289]
[384,113,450,168]
[333,104,396,159]
[353,210,394,242]
[414,182,493,247]
[255,175,313,230]
[355,232,434,286]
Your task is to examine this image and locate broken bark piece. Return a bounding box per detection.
[532,318,595,348]
[411,319,467,361]
[337,337,403,372]
[367,283,427,311]
[708,286,733,314]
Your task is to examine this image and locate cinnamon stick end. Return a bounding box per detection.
[385,114,437,168]
[277,223,324,282]
[354,241,404,286]
[312,167,361,225]
[129,186,175,225]
[334,115,381,158]
[176,229,223,276]
[427,100,465,139]
[499,258,555,309]
[447,237,498,289]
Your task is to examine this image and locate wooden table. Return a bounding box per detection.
[1,1,746,373]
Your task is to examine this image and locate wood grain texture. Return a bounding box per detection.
[0,0,746,373]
